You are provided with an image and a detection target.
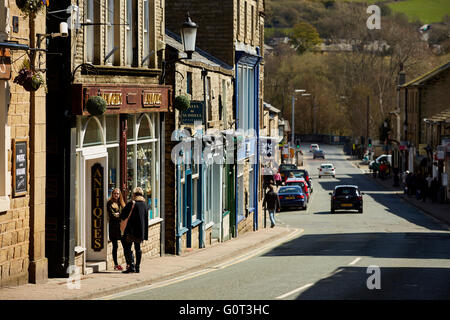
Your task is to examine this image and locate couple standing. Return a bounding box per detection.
[107,187,149,273]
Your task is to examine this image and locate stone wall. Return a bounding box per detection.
[0,1,47,287]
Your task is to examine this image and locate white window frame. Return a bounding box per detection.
[126,0,134,66]
[105,0,115,65]
[143,0,150,67]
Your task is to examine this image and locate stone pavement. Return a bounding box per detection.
[353,160,450,227]
[0,225,298,300]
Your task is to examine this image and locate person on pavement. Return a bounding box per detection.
[263,185,281,228]
[107,188,126,271]
[274,170,282,187]
[120,187,149,273]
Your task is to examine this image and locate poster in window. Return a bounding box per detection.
[13,139,28,197]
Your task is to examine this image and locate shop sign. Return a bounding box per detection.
[13,139,28,197]
[101,92,123,107]
[91,163,104,251]
[142,92,162,107]
[181,101,203,124]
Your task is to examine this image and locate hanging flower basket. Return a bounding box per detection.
[16,0,47,18]
[86,96,107,116]
[13,59,45,92]
[174,95,191,112]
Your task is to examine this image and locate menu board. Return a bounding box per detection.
[13,139,28,196]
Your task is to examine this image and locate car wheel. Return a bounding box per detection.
[331,208,335,213]
[358,208,363,213]
[333,175,335,178]
[319,175,321,178]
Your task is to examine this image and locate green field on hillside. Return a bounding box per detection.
[338,0,450,23]
[387,0,450,24]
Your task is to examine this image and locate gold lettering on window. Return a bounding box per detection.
[101,93,123,106]
[143,93,162,106]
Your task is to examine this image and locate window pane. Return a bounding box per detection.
[86,0,94,63]
[83,118,102,146]
[136,143,153,218]
[126,144,135,200]
[106,0,115,65]
[126,0,133,66]
[107,147,119,198]
[106,115,118,143]
[143,0,149,66]
[138,115,152,140]
[127,115,135,141]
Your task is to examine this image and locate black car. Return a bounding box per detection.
[329,185,364,213]
[279,163,298,181]
[313,149,325,159]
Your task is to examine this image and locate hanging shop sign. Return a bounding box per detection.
[0,48,12,80]
[181,101,203,124]
[72,84,172,115]
[12,138,28,197]
[91,163,104,251]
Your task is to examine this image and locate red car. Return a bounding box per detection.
[285,178,310,202]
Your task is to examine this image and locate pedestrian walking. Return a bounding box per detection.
[120,187,149,273]
[107,188,126,271]
[402,171,409,194]
[425,174,433,202]
[274,170,282,187]
[263,185,280,228]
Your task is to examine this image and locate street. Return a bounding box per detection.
[103,144,450,300]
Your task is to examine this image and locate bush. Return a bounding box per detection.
[174,95,190,112]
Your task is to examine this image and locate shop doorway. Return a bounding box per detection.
[82,148,108,263]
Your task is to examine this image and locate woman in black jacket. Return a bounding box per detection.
[120,187,149,273]
[106,188,126,271]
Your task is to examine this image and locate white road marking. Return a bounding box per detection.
[276,283,314,299]
[97,228,304,300]
[349,257,362,265]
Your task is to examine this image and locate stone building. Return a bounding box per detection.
[165,0,265,236]
[163,30,235,254]
[44,0,171,276]
[398,61,450,175]
[0,1,47,286]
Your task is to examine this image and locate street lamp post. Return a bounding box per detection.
[291,89,306,147]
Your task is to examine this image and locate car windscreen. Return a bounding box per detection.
[321,165,333,169]
[287,182,305,188]
[335,188,358,196]
[279,187,302,194]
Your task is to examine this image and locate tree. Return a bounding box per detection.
[289,21,322,54]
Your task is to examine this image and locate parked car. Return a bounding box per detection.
[285,169,313,193]
[278,186,307,211]
[313,149,325,159]
[279,163,298,182]
[310,144,319,152]
[318,163,335,178]
[369,154,392,170]
[286,178,310,201]
[329,185,364,213]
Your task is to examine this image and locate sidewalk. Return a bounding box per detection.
[353,160,450,227]
[0,226,298,300]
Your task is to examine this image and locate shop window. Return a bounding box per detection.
[138,114,152,140]
[82,117,103,147]
[107,147,119,198]
[127,115,135,141]
[127,114,160,222]
[105,115,119,143]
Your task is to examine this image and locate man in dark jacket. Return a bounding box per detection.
[120,187,149,273]
[263,185,281,228]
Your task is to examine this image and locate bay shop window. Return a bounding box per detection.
[75,113,161,227]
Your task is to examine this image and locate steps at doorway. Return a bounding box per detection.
[86,261,107,273]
